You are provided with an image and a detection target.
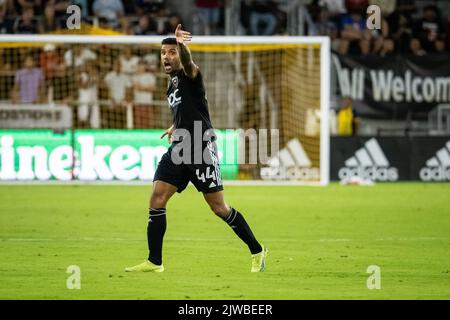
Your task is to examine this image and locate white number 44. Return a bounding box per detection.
[196,167,216,182]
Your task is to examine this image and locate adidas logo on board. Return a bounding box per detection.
[419,141,450,181]
[338,138,399,181]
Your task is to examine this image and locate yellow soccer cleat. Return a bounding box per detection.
[251,245,268,272]
[125,260,164,273]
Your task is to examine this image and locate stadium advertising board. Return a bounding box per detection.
[0,104,72,129]
[260,138,320,181]
[332,53,450,119]
[331,136,450,182]
[0,130,238,181]
[410,137,450,182]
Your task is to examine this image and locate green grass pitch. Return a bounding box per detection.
[1,183,449,299]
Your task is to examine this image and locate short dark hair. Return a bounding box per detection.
[161,37,177,45]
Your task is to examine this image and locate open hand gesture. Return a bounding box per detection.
[175,24,192,45]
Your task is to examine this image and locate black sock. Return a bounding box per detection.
[147,208,166,265]
[223,208,262,254]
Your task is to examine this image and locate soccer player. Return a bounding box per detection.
[125,25,267,273]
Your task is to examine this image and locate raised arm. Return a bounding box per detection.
[175,24,198,79]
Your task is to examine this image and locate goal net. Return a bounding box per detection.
[0,35,330,184]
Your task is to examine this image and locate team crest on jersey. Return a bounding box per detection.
[168,88,181,109]
[171,76,179,88]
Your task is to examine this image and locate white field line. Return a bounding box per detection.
[1,237,449,243]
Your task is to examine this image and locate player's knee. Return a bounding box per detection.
[150,191,169,208]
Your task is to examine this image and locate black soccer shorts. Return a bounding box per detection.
[153,140,224,194]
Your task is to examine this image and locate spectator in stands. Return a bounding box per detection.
[195,0,222,35]
[387,0,416,49]
[93,0,124,30]
[390,13,413,54]
[375,38,395,57]
[371,13,394,57]
[40,43,65,83]
[13,0,42,15]
[246,0,278,36]
[133,14,158,35]
[39,43,73,103]
[120,16,132,35]
[104,60,131,106]
[39,1,58,33]
[311,0,344,42]
[11,54,45,104]
[315,7,339,50]
[338,10,371,55]
[396,0,417,20]
[64,45,97,68]
[134,0,165,16]
[0,49,9,72]
[409,38,426,56]
[414,4,445,53]
[48,46,74,103]
[159,13,182,35]
[318,0,347,21]
[77,61,100,128]
[120,0,136,16]
[119,47,140,77]
[435,36,447,54]
[52,0,71,24]
[12,7,39,34]
[142,52,158,72]
[369,0,396,17]
[0,1,13,33]
[2,0,15,16]
[0,47,20,71]
[96,44,113,75]
[131,59,157,128]
[103,60,131,128]
[345,0,369,13]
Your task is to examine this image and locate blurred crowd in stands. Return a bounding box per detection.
[0,0,449,56]
[1,41,164,128]
[0,0,184,35]
[0,0,285,36]
[310,0,450,56]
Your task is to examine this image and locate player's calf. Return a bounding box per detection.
[209,203,230,219]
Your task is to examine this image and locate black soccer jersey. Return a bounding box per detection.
[166,69,213,138]
[158,69,222,191]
